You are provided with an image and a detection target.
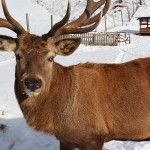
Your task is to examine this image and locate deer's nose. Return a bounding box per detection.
[24,78,42,91]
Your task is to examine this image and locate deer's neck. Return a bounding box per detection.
[15,63,74,135]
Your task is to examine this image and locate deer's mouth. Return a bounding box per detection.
[24,89,40,97]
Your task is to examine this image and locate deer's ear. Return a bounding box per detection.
[55,38,81,56]
[0,35,17,52]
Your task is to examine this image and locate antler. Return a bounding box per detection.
[42,0,71,41]
[0,18,15,30]
[0,0,110,39]
[42,0,111,40]
[0,0,26,35]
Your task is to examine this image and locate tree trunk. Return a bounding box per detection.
[119,0,123,3]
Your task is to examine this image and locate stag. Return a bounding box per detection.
[1,0,150,150]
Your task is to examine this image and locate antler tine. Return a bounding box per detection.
[77,0,111,27]
[102,0,111,16]
[76,12,102,27]
[42,0,71,41]
[56,11,103,35]
[0,18,16,31]
[51,0,110,38]
[73,0,106,24]
[66,0,110,28]
[1,0,26,34]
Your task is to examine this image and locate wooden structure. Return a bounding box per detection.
[137,17,150,34]
[57,32,130,46]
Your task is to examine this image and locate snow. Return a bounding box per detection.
[0,0,150,150]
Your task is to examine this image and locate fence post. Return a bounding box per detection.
[136,1,139,11]
[51,15,53,29]
[129,33,131,44]
[104,16,107,32]
[26,13,30,32]
[92,34,96,45]
[112,13,116,28]
[120,10,123,26]
[127,6,131,21]
[125,32,127,44]
[117,33,120,46]
[132,2,135,17]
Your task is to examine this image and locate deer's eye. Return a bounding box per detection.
[48,56,54,62]
[16,54,21,60]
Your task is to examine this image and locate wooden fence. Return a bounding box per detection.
[24,14,131,46]
[57,32,131,46]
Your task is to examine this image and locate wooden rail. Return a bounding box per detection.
[57,32,130,46]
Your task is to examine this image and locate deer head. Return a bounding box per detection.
[0,0,110,97]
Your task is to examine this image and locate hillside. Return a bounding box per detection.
[30,0,144,31]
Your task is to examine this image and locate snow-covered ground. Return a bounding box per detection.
[1,0,150,150]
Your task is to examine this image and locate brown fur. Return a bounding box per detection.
[1,33,150,150]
